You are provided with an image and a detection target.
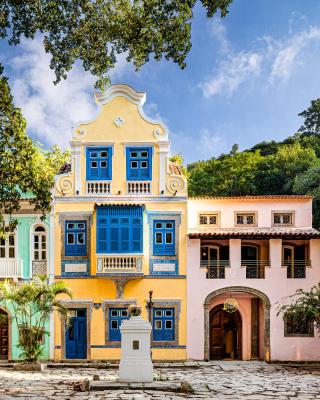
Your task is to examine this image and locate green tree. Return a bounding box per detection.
[299,99,320,135]
[277,284,320,335]
[0,0,233,90]
[0,277,72,363]
[0,72,69,237]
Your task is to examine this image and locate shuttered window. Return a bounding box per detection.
[153,308,175,341]
[153,220,175,256]
[97,206,143,254]
[109,308,129,341]
[126,147,152,181]
[65,221,87,256]
[86,147,112,180]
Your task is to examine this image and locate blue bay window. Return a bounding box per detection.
[126,147,152,181]
[86,146,112,180]
[153,220,175,256]
[65,221,87,256]
[97,206,143,254]
[153,308,175,341]
[109,308,129,341]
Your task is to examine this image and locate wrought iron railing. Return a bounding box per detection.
[0,259,23,278]
[241,260,270,279]
[201,260,230,279]
[97,255,143,273]
[127,181,151,195]
[86,181,111,195]
[283,260,311,279]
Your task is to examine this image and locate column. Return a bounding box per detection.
[251,298,259,359]
[229,239,241,280]
[71,140,82,195]
[158,141,169,194]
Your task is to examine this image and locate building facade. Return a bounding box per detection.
[53,85,188,361]
[187,196,320,362]
[0,198,53,360]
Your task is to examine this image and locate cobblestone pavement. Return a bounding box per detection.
[1,361,320,399]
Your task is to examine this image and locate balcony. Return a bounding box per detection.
[241,260,270,279]
[0,259,23,278]
[283,260,311,279]
[201,260,229,279]
[86,181,111,195]
[127,181,151,195]
[97,255,143,274]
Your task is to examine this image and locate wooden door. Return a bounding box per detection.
[210,308,224,359]
[0,309,8,360]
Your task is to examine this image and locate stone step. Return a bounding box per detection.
[90,381,182,392]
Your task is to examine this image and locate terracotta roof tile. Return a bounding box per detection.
[188,227,320,239]
[168,162,183,176]
[188,195,313,200]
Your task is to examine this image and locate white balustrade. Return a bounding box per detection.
[97,255,142,273]
[86,181,111,195]
[127,181,151,195]
[0,259,23,278]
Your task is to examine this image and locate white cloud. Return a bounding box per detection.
[7,36,130,147]
[210,18,230,54]
[201,51,262,97]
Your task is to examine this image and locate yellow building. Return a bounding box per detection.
[53,85,187,361]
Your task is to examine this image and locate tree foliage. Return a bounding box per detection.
[0,70,70,237]
[0,277,72,362]
[298,98,320,135]
[0,0,233,90]
[277,284,320,334]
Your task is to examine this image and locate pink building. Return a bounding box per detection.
[187,195,320,362]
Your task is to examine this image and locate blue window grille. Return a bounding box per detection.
[153,308,175,341]
[86,147,112,180]
[65,221,87,257]
[109,308,129,341]
[153,220,175,256]
[126,147,152,181]
[97,206,143,254]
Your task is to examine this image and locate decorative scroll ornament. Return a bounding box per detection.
[56,177,73,195]
[166,176,186,194]
[223,298,238,313]
[114,116,124,127]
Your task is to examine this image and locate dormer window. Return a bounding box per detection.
[272,212,294,226]
[126,147,152,181]
[235,212,257,226]
[86,147,112,180]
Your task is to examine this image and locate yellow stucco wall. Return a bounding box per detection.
[53,85,187,360]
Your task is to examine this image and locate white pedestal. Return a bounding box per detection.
[119,316,153,382]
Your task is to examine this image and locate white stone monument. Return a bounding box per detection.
[119,314,153,382]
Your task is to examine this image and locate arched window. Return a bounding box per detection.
[33,225,47,261]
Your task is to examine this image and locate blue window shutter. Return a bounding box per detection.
[65,221,87,257]
[96,206,143,254]
[152,308,175,342]
[109,308,129,341]
[126,147,152,181]
[86,147,112,181]
[153,220,175,256]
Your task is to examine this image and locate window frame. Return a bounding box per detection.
[234,211,258,227]
[0,233,16,259]
[198,212,220,227]
[86,146,112,181]
[153,220,175,256]
[33,225,47,261]
[152,307,175,342]
[272,210,295,227]
[65,220,87,257]
[126,147,152,181]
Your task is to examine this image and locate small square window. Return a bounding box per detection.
[111,320,118,329]
[67,233,75,244]
[77,233,85,245]
[141,161,148,168]
[0,238,5,246]
[165,320,173,329]
[100,151,108,158]
[155,232,162,244]
[121,310,128,317]
[200,215,208,225]
[77,223,85,229]
[246,215,254,224]
[236,213,256,226]
[165,232,173,244]
[101,161,107,168]
[8,248,14,258]
[91,161,98,168]
[155,310,162,317]
[111,310,118,317]
[165,310,173,317]
[141,151,148,158]
[130,151,138,158]
[209,215,217,224]
[155,223,162,229]
[237,215,244,224]
[166,223,173,229]
[90,152,98,158]
[131,161,138,169]
[155,320,162,329]
[67,223,75,230]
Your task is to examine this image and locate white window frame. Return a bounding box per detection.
[0,233,16,259]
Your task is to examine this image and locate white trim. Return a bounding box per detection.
[29,221,48,279]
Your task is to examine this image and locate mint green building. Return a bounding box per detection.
[0,199,54,360]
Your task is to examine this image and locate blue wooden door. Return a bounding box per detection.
[65,309,87,359]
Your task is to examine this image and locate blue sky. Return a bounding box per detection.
[2,0,320,163]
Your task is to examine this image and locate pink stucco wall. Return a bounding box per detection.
[187,198,320,361]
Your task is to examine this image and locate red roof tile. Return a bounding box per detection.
[168,162,183,176]
[188,195,313,200]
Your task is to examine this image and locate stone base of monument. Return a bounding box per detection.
[119,316,153,383]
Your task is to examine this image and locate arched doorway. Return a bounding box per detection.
[210,305,242,360]
[204,287,271,362]
[0,309,9,360]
